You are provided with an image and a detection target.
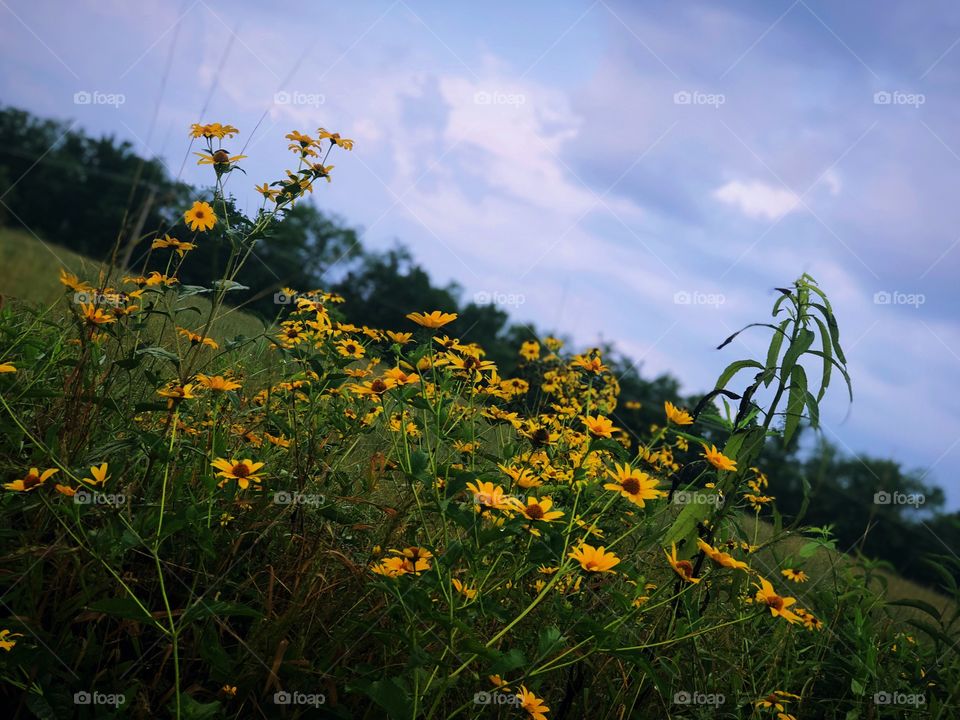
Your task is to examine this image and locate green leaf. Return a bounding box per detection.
[211,279,249,292]
[537,626,565,659]
[783,365,807,445]
[807,351,852,402]
[714,360,764,391]
[780,327,815,380]
[136,346,180,365]
[664,493,715,547]
[175,693,222,720]
[177,285,211,297]
[764,319,790,387]
[811,316,833,401]
[363,677,413,719]
[182,600,262,624]
[804,390,820,429]
[87,597,154,623]
[887,598,942,621]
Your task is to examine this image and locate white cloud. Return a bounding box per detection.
[712,180,801,220]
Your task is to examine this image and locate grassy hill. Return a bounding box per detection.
[0,227,267,340]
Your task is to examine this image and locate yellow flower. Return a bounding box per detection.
[753,577,800,623]
[0,628,23,651]
[519,340,540,361]
[582,414,616,438]
[696,538,749,571]
[335,338,365,359]
[568,543,620,573]
[755,690,801,712]
[4,467,58,492]
[221,685,237,697]
[499,463,542,489]
[317,127,354,150]
[194,149,247,166]
[406,310,457,329]
[0,362,16,373]
[80,303,116,326]
[59,268,92,293]
[519,496,564,524]
[184,201,217,232]
[178,328,219,349]
[385,330,413,344]
[151,235,196,256]
[349,378,397,397]
[82,463,109,487]
[211,458,265,490]
[489,675,511,692]
[702,444,737,472]
[452,578,478,600]
[310,163,334,182]
[382,367,419,386]
[793,607,822,630]
[196,374,242,392]
[391,547,433,574]
[603,463,666,507]
[55,484,76,497]
[781,568,809,583]
[665,542,700,584]
[571,353,607,374]
[466,480,521,512]
[189,122,239,139]
[157,384,198,402]
[664,400,694,425]
[370,556,407,577]
[517,685,550,720]
[255,182,281,201]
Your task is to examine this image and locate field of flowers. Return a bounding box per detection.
[0,122,956,719]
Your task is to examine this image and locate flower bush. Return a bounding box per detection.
[0,122,956,719]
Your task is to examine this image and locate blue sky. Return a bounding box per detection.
[2,0,959,506]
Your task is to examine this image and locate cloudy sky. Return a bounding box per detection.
[2,0,959,506]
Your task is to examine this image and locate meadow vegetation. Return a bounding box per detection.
[0,120,957,720]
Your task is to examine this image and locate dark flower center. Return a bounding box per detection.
[371,379,388,394]
[676,560,694,578]
[622,478,641,494]
[231,463,251,478]
[23,473,41,489]
[531,428,550,446]
[525,504,544,520]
